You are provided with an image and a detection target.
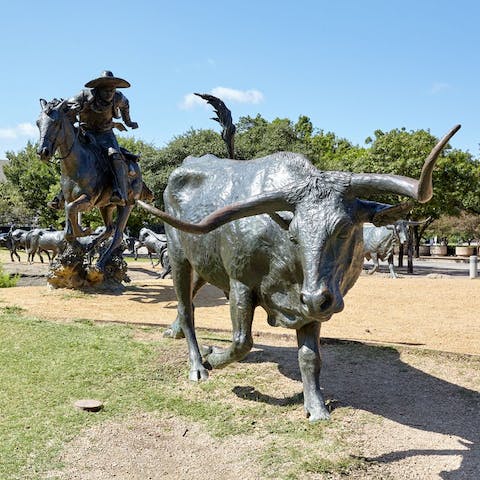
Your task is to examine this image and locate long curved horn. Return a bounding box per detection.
[350,125,461,203]
[136,192,293,234]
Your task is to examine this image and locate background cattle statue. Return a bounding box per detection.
[138,124,460,422]
[363,219,426,278]
[25,228,66,264]
[134,227,171,278]
[1,228,29,262]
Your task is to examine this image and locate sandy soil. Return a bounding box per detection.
[1,259,479,355]
[2,255,479,479]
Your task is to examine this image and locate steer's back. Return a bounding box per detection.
[163,153,313,289]
[165,152,314,218]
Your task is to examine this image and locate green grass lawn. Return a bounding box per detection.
[0,312,169,479]
[0,308,369,480]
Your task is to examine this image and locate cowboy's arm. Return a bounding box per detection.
[117,93,138,129]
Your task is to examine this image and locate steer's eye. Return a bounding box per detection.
[289,233,298,244]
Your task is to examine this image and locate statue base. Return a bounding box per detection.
[47,241,130,290]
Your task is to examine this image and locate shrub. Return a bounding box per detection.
[0,264,18,288]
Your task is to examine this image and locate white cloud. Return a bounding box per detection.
[0,122,37,139]
[180,87,264,110]
[180,93,207,110]
[429,82,451,95]
[211,87,264,104]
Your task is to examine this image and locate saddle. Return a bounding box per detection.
[78,129,139,176]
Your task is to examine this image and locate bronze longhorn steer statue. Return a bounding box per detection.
[137,125,460,421]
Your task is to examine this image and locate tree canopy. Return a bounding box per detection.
[0,116,478,237]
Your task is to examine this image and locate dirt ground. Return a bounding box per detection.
[1,256,479,356]
[2,254,479,479]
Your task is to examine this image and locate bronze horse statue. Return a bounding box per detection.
[36,98,143,272]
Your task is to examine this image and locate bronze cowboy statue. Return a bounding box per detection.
[48,70,139,209]
[37,71,148,282]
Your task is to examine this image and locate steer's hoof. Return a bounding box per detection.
[305,405,331,423]
[189,366,209,382]
[163,326,185,339]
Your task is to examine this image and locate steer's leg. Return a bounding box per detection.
[367,253,379,275]
[205,279,254,368]
[387,253,397,278]
[297,322,330,422]
[173,260,209,381]
[164,272,206,339]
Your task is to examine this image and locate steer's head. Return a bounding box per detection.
[265,170,418,322]
[284,173,360,319]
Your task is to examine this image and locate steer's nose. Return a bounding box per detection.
[300,287,343,317]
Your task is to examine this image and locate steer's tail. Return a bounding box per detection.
[194,93,236,159]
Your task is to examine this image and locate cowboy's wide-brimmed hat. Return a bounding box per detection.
[85,70,131,89]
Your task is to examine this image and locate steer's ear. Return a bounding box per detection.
[356,200,413,226]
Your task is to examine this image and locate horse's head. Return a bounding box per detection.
[36,98,73,161]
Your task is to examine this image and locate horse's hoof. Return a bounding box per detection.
[86,267,104,285]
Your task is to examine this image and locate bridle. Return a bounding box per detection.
[39,105,79,163]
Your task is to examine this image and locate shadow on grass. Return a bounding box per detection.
[234,340,479,480]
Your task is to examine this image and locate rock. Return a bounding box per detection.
[74,399,104,412]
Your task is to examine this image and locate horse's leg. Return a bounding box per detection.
[64,194,92,241]
[96,205,133,271]
[87,206,115,253]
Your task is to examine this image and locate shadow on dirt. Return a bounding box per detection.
[235,340,479,480]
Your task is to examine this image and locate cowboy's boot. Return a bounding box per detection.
[110,154,128,206]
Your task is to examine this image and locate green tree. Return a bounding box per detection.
[345,128,478,221]
[0,182,31,225]
[308,130,358,171]
[2,142,61,227]
[136,129,225,213]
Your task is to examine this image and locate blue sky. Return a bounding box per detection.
[0,0,478,159]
